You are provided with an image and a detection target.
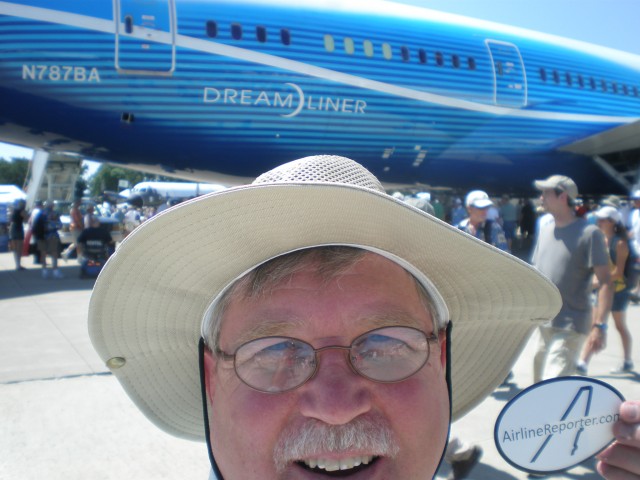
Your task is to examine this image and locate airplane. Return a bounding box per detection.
[128,181,227,205]
[0,0,639,198]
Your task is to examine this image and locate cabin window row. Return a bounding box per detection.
[323,35,477,70]
[539,68,639,98]
[206,21,291,46]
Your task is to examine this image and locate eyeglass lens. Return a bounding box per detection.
[232,326,431,393]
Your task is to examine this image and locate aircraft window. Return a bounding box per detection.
[382,43,392,59]
[539,68,547,82]
[435,51,443,66]
[612,82,618,94]
[601,79,607,92]
[256,26,267,43]
[206,21,218,38]
[496,61,503,76]
[418,49,427,64]
[231,23,242,40]
[577,74,584,88]
[363,40,374,57]
[590,77,596,90]
[451,54,460,68]
[623,84,629,95]
[467,57,476,70]
[344,37,355,54]
[552,70,560,84]
[281,28,291,45]
[401,46,410,62]
[124,15,133,34]
[565,72,572,86]
[324,34,335,52]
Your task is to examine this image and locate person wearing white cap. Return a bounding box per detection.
[457,190,509,252]
[578,206,636,375]
[531,175,613,384]
[89,157,639,479]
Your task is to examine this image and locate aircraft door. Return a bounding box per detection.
[485,40,527,107]
[116,0,176,74]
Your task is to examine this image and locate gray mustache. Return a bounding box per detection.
[273,416,400,472]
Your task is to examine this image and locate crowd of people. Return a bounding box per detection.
[5,195,157,278]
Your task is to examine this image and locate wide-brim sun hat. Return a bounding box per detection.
[89,155,561,441]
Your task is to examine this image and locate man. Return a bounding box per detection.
[457,190,509,252]
[499,194,519,251]
[76,216,113,260]
[62,199,84,259]
[33,200,63,279]
[532,175,614,383]
[89,156,640,479]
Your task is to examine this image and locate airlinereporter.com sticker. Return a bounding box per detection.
[494,377,624,474]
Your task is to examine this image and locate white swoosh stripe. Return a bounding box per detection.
[0,1,637,124]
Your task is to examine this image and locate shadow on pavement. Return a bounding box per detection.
[0,263,95,300]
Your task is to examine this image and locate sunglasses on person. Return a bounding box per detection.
[215,326,439,393]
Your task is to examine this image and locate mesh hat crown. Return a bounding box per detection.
[89,155,561,440]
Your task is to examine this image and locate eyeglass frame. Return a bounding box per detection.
[214,326,441,394]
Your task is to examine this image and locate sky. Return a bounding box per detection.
[1,0,638,174]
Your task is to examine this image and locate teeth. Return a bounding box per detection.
[303,455,374,471]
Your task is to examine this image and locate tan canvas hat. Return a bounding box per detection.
[89,155,561,441]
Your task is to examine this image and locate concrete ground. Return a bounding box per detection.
[1,250,639,480]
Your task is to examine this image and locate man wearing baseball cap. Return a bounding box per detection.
[532,175,613,385]
[89,159,640,479]
[457,190,508,252]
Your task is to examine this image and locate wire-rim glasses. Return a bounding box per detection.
[215,326,439,393]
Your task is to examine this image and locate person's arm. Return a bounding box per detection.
[611,240,629,282]
[597,401,640,478]
[586,264,613,353]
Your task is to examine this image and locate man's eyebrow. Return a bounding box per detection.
[232,319,306,348]
[360,311,429,332]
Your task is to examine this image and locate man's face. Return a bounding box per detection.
[468,205,489,226]
[540,188,564,213]
[204,252,449,479]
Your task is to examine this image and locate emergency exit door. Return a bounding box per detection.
[486,40,527,107]
[116,0,175,74]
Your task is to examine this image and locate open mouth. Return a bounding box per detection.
[296,456,380,477]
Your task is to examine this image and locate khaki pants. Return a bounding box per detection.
[533,325,587,383]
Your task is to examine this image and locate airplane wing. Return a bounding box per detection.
[559,120,640,156]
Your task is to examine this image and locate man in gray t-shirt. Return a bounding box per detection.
[531,175,612,382]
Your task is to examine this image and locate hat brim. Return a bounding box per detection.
[469,199,493,209]
[89,183,560,440]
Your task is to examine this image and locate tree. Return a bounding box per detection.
[88,164,146,197]
[0,157,30,187]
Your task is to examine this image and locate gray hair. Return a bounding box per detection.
[202,246,442,350]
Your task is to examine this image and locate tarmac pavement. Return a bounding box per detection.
[2,250,640,480]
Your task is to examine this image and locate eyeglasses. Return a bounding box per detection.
[215,326,439,393]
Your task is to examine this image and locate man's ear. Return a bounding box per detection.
[438,329,447,368]
[203,347,217,402]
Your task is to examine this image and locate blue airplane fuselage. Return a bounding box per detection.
[0,0,639,193]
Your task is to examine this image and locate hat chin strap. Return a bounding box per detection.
[199,325,453,479]
[199,338,225,479]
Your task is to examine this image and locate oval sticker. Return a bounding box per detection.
[494,377,624,474]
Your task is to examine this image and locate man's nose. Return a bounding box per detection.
[297,349,372,425]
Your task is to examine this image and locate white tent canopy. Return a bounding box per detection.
[0,184,27,205]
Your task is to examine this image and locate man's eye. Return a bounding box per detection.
[358,335,408,356]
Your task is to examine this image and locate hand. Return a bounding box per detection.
[597,401,640,478]
[586,328,607,354]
